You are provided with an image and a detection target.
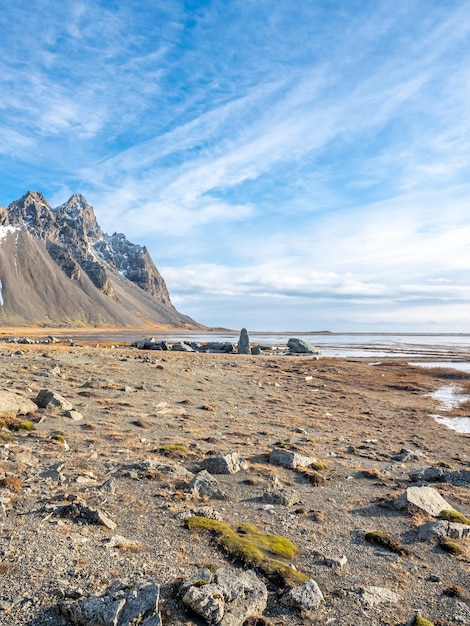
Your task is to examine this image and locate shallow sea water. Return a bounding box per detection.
[429,385,470,434]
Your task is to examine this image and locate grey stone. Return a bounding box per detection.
[183,583,225,624]
[61,578,161,626]
[269,447,315,469]
[189,470,226,499]
[449,469,470,486]
[80,504,117,530]
[394,486,453,517]
[324,555,348,570]
[237,328,250,354]
[0,389,37,416]
[287,338,322,356]
[392,448,426,462]
[180,506,224,522]
[118,579,160,625]
[262,486,299,506]
[201,452,248,474]
[98,478,117,495]
[136,460,193,482]
[280,579,324,610]
[418,520,470,541]
[216,568,268,626]
[182,568,268,626]
[203,342,234,353]
[171,342,196,352]
[409,467,447,482]
[409,467,470,486]
[53,499,117,530]
[360,585,401,607]
[41,462,66,482]
[132,338,168,350]
[141,616,162,626]
[181,568,213,594]
[64,410,83,421]
[35,389,73,411]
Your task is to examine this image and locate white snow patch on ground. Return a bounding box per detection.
[0,280,3,306]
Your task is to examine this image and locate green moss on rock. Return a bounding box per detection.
[9,420,34,431]
[186,515,306,586]
[364,530,411,556]
[413,615,435,626]
[439,509,470,525]
[440,540,464,555]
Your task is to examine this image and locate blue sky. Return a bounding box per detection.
[1,1,470,331]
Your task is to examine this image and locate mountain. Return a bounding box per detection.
[0,191,202,328]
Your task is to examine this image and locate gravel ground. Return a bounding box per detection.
[0,342,469,626]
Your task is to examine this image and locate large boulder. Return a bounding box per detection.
[183,584,224,624]
[287,338,322,356]
[182,567,267,626]
[132,338,168,350]
[35,389,73,411]
[189,470,226,499]
[201,452,248,474]
[0,390,37,416]
[418,520,470,541]
[409,467,470,487]
[171,342,196,352]
[281,579,324,611]
[203,342,234,353]
[360,586,401,607]
[237,328,250,355]
[269,447,316,469]
[394,486,453,517]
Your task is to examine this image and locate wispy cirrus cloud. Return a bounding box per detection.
[2,1,470,329]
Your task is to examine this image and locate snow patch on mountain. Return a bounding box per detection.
[0,225,20,243]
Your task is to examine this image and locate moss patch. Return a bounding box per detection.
[439,509,470,525]
[365,530,411,556]
[301,468,326,486]
[360,468,382,479]
[309,460,327,471]
[412,616,434,626]
[237,523,298,559]
[9,420,35,431]
[158,444,189,457]
[186,516,307,586]
[440,540,464,556]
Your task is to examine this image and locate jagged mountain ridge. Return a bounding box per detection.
[0,191,201,328]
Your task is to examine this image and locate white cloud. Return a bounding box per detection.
[2,1,470,331]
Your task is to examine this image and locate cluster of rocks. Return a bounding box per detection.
[0,335,63,345]
[132,331,322,357]
[41,448,469,626]
[181,567,267,625]
[409,466,470,486]
[60,578,162,625]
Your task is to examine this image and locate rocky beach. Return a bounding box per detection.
[0,335,469,626]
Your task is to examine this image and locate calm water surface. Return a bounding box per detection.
[67,331,470,361]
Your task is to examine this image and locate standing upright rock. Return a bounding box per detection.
[237,328,250,354]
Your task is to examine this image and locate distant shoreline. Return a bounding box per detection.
[0,326,469,338]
